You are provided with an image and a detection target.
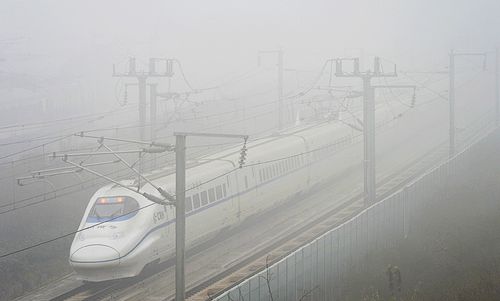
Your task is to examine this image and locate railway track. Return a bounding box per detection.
[60,140,446,301]
[185,142,448,301]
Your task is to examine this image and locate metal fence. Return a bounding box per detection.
[214,128,497,301]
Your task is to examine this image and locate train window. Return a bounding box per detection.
[284,160,288,171]
[244,176,248,189]
[259,169,263,182]
[208,188,216,203]
[201,191,208,206]
[88,196,139,221]
[216,185,223,199]
[193,194,201,209]
[222,183,227,197]
[185,197,192,213]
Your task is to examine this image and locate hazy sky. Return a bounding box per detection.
[1,0,499,110]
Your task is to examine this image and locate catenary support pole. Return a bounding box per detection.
[449,49,456,157]
[447,49,487,156]
[113,57,173,142]
[278,49,284,130]
[172,131,247,301]
[496,48,499,127]
[138,76,147,142]
[335,57,397,205]
[362,76,374,204]
[258,49,285,130]
[175,134,186,301]
[150,84,158,169]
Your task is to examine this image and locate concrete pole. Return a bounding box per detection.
[495,48,499,127]
[278,49,284,130]
[150,84,158,140]
[449,49,456,157]
[150,84,158,169]
[175,134,186,301]
[138,76,147,141]
[363,76,376,205]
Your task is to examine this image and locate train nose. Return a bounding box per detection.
[70,244,120,266]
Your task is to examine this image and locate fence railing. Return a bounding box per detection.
[213,127,498,301]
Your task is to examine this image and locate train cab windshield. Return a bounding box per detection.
[87,196,139,222]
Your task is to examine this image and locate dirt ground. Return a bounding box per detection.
[341,132,500,301]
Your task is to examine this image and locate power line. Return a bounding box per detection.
[0,112,410,259]
[284,59,333,100]
[2,106,492,259]
[0,123,279,214]
[0,202,156,259]
[173,59,219,92]
[0,105,137,134]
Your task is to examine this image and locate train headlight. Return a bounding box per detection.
[78,232,85,241]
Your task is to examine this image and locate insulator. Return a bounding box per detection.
[239,136,249,168]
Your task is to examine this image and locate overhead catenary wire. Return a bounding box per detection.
[0,106,141,161]
[0,106,492,260]
[0,123,279,214]
[283,59,333,100]
[1,53,495,262]
[173,59,219,92]
[0,64,483,168]
[0,63,315,163]
[0,128,354,259]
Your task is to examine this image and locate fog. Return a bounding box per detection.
[3,0,499,118]
[1,1,500,300]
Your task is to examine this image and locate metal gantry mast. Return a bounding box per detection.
[334,57,397,205]
[113,57,174,141]
[173,132,248,301]
[258,49,284,130]
[448,50,487,157]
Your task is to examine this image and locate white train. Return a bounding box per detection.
[69,104,404,281]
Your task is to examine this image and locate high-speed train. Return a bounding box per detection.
[69,103,407,281]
